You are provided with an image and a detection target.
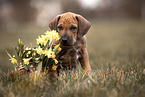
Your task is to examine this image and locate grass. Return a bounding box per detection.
[0,20,145,97]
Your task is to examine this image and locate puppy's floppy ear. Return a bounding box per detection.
[49,15,61,30]
[76,15,91,38]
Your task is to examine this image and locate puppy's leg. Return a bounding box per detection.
[79,48,91,72]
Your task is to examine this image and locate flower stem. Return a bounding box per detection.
[6,50,12,58]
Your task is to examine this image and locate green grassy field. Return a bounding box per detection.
[0,20,145,97]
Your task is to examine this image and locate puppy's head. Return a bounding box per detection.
[49,12,91,46]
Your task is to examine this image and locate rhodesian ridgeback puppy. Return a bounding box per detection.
[49,12,91,72]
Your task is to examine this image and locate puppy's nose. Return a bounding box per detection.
[62,36,68,45]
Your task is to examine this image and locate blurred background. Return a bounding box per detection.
[0,0,145,74]
[0,0,145,26]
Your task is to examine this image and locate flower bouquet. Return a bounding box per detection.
[7,30,62,75]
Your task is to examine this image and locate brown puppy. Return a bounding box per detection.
[49,12,91,72]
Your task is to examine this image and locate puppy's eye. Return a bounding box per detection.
[57,26,63,31]
[70,26,77,31]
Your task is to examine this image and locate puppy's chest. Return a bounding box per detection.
[57,48,81,69]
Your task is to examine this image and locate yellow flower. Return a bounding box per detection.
[36,46,43,55]
[18,39,23,45]
[51,65,58,71]
[36,30,60,46]
[52,31,60,41]
[32,52,36,56]
[18,39,21,44]
[53,44,62,51]
[51,52,56,59]
[36,35,48,45]
[53,33,60,41]
[42,35,49,46]
[35,58,39,61]
[27,51,31,55]
[53,44,59,51]
[45,31,53,40]
[45,30,60,41]
[9,58,17,64]
[43,48,54,58]
[54,59,58,64]
[25,47,31,50]
[36,36,43,45]
[45,31,52,36]
[6,51,17,64]
[58,47,62,51]
[23,58,30,65]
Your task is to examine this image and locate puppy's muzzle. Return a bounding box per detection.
[61,35,74,46]
[61,35,69,46]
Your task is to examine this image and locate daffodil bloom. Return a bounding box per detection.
[36,36,42,45]
[35,58,39,61]
[53,34,60,41]
[54,59,58,64]
[45,31,53,40]
[58,47,62,51]
[45,31,52,36]
[53,44,62,52]
[45,30,60,41]
[51,52,56,59]
[25,47,31,50]
[23,58,30,65]
[18,39,23,45]
[36,36,45,45]
[52,31,60,41]
[26,51,31,57]
[36,46,43,55]
[42,35,49,46]
[43,48,54,58]
[53,44,60,51]
[27,51,31,55]
[36,30,60,46]
[36,35,49,46]
[51,65,58,70]
[32,52,36,56]
[9,58,17,64]
[18,39,21,44]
